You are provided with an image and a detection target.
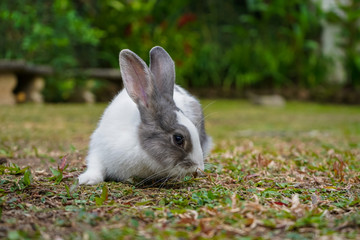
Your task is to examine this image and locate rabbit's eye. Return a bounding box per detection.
[173,134,185,147]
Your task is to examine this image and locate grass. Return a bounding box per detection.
[1,100,360,239]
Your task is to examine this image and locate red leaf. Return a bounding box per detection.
[177,13,197,29]
[274,201,289,207]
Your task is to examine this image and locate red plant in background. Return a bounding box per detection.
[177,13,196,57]
[175,60,184,67]
[183,42,192,56]
[144,15,154,24]
[160,20,168,31]
[124,23,132,37]
[177,13,197,29]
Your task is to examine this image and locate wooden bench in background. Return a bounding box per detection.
[0,60,122,104]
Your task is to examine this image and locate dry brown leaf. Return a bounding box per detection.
[221,224,246,235]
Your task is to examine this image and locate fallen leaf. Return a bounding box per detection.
[274,201,289,207]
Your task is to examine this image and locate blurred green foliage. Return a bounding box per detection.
[0,0,359,101]
[327,0,360,88]
[0,0,103,69]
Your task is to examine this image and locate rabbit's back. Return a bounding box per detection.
[102,85,200,132]
[102,89,140,128]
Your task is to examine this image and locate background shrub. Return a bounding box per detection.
[1,0,359,101]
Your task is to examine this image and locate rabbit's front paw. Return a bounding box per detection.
[78,170,103,185]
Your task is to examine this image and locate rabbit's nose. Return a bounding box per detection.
[193,168,205,177]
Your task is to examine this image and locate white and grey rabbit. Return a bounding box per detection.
[78,46,212,185]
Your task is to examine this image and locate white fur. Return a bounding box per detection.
[171,111,204,175]
[174,87,213,157]
[78,85,207,185]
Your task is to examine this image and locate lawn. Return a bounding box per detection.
[1,100,360,239]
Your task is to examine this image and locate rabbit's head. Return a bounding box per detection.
[119,46,204,178]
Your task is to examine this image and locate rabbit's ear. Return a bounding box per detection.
[149,46,175,97]
[119,49,153,108]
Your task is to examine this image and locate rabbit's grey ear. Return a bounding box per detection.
[119,49,153,108]
[149,46,175,97]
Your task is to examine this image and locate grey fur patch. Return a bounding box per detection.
[138,93,194,170]
[150,46,175,98]
[174,86,211,156]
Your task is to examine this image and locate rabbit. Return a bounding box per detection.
[78,46,212,185]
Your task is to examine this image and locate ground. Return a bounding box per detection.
[0,100,359,240]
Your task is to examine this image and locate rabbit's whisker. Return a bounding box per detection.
[146,175,170,188]
[195,112,217,129]
[202,101,216,112]
[158,175,171,189]
[135,167,172,187]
